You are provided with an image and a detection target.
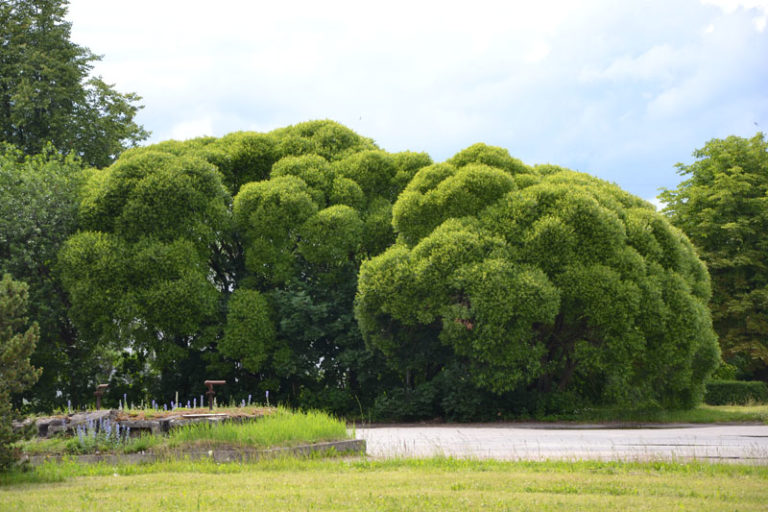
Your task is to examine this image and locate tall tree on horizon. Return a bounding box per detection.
[661,133,768,382]
[0,0,148,167]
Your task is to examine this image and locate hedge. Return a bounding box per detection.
[704,380,768,405]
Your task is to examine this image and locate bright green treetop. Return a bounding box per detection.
[357,145,720,408]
[57,120,431,410]
[59,150,229,363]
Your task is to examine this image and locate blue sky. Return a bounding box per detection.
[66,0,767,203]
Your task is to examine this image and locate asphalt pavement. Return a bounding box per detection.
[354,424,768,463]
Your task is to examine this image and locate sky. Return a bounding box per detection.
[66,0,768,203]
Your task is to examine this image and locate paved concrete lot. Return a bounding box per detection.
[355,424,768,463]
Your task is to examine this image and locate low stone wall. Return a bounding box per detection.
[20,439,366,466]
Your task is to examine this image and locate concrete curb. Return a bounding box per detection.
[22,439,366,466]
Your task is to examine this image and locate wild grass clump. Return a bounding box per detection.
[167,407,348,448]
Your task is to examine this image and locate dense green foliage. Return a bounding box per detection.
[704,380,768,405]
[0,145,89,409]
[357,144,720,412]
[57,120,430,413]
[660,133,768,383]
[1,113,721,420]
[58,148,233,401]
[0,0,148,167]
[0,274,41,469]
[0,1,148,412]
[221,289,275,373]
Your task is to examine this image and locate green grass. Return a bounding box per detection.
[1,457,766,511]
[536,404,768,424]
[165,407,348,448]
[15,407,349,456]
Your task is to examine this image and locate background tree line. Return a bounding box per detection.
[1,0,766,426]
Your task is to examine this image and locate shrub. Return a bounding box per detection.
[372,383,440,422]
[704,380,768,405]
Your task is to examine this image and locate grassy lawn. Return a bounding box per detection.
[4,405,768,510]
[1,457,766,511]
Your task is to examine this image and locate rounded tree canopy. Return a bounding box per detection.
[60,121,433,374]
[59,148,229,354]
[77,149,230,251]
[356,145,719,408]
[231,129,432,285]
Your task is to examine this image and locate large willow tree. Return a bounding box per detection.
[59,120,430,411]
[356,144,720,411]
[58,123,719,418]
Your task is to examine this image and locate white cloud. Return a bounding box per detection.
[646,196,666,211]
[63,0,768,200]
[525,42,552,63]
[170,119,213,141]
[701,0,768,14]
[702,0,768,30]
[580,44,684,83]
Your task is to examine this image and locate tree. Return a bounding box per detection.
[0,144,85,409]
[0,0,148,166]
[230,126,431,410]
[58,149,230,400]
[660,133,768,381]
[58,120,428,412]
[0,274,41,470]
[356,144,720,412]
